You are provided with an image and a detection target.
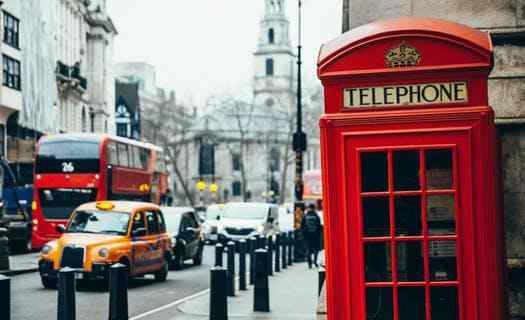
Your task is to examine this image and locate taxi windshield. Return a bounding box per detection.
[67,210,130,235]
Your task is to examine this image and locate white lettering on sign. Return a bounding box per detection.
[343,82,468,108]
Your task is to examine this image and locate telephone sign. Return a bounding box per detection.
[317,17,506,320]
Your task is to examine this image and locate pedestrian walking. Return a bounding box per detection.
[301,203,322,268]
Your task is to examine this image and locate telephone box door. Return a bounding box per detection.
[346,129,475,320]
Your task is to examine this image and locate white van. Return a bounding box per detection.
[218,202,279,242]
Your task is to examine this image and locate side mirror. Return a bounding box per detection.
[56,224,66,233]
[132,227,147,237]
[267,216,274,223]
[216,215,221,221]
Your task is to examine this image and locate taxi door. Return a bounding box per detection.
[142,210,165,272]
[130,211,150,275]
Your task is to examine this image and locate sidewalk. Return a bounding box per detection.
[175,262,319,320]
[0,252,39,276]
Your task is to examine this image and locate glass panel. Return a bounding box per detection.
[429,241,457,281]
[365,242,392,282]
[426,149,453,190]
[363,197,390,237]
[397,242,424,281]
[398,287,426,320]
[393,150,420,191]
[431,287,458,320]
[361,152,388,192]
[366,287,393,320]
[395,196,422,236]
[427,195,456,235]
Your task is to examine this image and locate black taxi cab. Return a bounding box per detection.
[38,201,172,288]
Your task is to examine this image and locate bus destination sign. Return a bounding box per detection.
[343,81,468,108]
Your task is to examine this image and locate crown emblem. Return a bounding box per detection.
[385,42,422,68]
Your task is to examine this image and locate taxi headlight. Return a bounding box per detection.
[256,225,264,233]
[98,248,109,258]
[41,245,53,255]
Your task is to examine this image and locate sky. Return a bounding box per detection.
[107,0,343,107]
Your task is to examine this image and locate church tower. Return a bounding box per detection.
[253,0,295,112]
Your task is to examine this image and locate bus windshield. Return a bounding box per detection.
[36,140,100,173]
[67,210,130,235]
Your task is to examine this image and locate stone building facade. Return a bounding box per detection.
[342,0,525,317]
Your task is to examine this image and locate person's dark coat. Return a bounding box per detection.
[301,210,322,251]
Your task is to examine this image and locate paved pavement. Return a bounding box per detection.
[173,261,319,320]
[0,252,39,276]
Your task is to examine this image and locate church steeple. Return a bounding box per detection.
[253,0,295,110]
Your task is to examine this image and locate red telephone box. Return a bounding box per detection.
[317,17,506,320]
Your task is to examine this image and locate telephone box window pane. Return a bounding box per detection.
[426,149,453,190]
[395,196,422,236]
[429,241,457,281]
[398,287,426,320]
[363,197,390,237]
[365,242,392,282]
[366,287,393,320]
[397,242,424,281]
[361,152,388,192]
[427,195,456,235]
[431,287,459,320]
[393,150,420,191]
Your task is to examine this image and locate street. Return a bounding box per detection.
[11,248,215,320]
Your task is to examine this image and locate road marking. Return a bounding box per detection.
[129,288,210,320]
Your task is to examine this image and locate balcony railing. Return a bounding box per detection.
[55,60,88,93]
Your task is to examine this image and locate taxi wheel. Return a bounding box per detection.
[172,254,183,270]
[41,277,57,289]
[193,244,203,266]
[154,262,168,282]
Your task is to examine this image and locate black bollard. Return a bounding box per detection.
[253,249,270,312]
[57,267,76,320]
[288,231,294,266]
[215,243,224,267]
[249,237,256,285]
[318,266,326,296]
[239,239,247,291]
[260,236,267,249]
[0,228,10,271]
[209,267,228,320]
[226,241,236,297]
[0,275,10,320]
[108,263,128,320]
[266,236,273,276]
[281,233,287,270]
[274,234,281,273]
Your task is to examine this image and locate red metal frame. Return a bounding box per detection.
[318,17,506,320]
[31,134,168,249]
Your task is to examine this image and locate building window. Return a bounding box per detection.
[90,112,95,132]
[266,58,274,76]
[232,153,241,171]
[117,123,128,137]
[232,181,242,197]
[3,11,19,49]
[268,28,275,44]
[2,55,21,90]
[81,108,87,132]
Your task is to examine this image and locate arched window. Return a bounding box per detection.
[266,58,274,76]
[268,28,275,44]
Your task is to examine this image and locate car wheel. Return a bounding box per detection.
[172,254,183,270]
[193,243,204,266]
[41,276,57,289]
[154,262,168,282]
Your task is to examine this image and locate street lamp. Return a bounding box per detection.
[196,180,207,207]
[292,0,307,261]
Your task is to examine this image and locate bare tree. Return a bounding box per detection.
[142,97,196,206]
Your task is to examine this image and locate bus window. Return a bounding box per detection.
[132,146,142,169]
[117,143,129,167]
[36,140,100,173]
[139,148,149,169]
[155,151,166,172]
[108,142,118,166]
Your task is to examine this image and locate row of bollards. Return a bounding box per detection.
[210,231,295,320]
[56,264,129,320]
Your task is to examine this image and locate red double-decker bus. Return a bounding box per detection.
[31,133,169,249]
